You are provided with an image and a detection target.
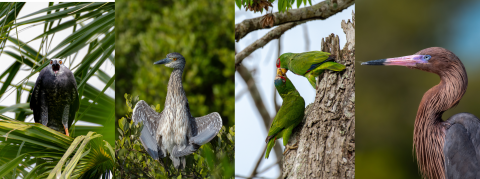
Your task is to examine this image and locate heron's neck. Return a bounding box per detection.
[413,63,467,179]
[165,68,188,107]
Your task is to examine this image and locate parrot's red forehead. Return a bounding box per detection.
[276,58,281,68]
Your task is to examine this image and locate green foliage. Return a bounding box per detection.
[235,0,312,13]
[115,0,235,129]
[0,2,115,144]
[0,120,114,178]
[115,94,235,178]
[0,2,115,178]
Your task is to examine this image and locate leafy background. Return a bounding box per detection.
[115,0,235,178]
[356,0,480,178]
[0,2,114,178]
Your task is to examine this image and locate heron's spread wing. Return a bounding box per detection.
[132,100,164,159]
[171,144,199,158]
[444,113,480,178]
[189,112,222,145]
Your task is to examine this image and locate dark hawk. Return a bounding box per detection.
[30,59,79,136]
[132,52,223,169]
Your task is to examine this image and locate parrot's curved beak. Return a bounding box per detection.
[277,68,287,77]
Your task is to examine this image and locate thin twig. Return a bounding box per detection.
[235,21,305,70]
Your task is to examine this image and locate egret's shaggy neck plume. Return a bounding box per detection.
[414,52,467,179]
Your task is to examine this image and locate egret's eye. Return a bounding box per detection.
[50,60,53,64]
[59,60,62,64]
[424,55,431,60]
[173,58,177,61]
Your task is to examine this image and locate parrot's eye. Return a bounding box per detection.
[276,58,280,65]
[282,79,285,83]
[173,58,177,61]
[50,60,53,64]
[59,60,62,64]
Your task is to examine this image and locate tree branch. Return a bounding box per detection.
[235,0,355,41]
[235,21,304,70]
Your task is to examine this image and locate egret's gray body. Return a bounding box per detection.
[132,53,222,169]
[30,59,79,135]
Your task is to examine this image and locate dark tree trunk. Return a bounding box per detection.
[282,11,355,179]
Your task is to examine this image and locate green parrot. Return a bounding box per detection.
[265,70,305,159]
[276,51,346,88]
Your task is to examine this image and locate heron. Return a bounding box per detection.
[132,52,223,169]
[362,47,480,179]
[30,59,79,137]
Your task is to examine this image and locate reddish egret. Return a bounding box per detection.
[362,47,480,179]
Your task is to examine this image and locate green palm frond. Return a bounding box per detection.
[0,2,114,178]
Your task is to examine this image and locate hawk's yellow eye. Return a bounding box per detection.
[59,60,62,64]
[173,58,177,61]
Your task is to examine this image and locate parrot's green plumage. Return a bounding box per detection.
[265,74,305,159]
[276,51,346,88]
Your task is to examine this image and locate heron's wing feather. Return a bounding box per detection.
[444,113,480,178]
[139,127,164,160]
[189,112,222,145]
[132,100,163,159]
[171,144,199,158]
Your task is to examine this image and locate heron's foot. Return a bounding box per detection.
[283,142,298,155]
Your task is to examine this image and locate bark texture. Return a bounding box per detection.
[282,11,355,179]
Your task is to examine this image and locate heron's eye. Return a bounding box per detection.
[50,61,53,64]
[173,58,177,61]
[424,55,431,60]
[59,60,62,64]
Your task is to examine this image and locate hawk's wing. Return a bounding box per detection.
[132,100,164,159]
[66,69,79,129]
[30,68,47,124]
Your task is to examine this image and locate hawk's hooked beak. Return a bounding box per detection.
[276,68,287,77]
[154,58,172,65]
[52,61,60,76]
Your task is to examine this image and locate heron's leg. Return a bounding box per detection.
[62,104,70,136]
[40,92,48,126]
[283,141,299,155]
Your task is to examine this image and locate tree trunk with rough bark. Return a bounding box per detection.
[282,11,355,179]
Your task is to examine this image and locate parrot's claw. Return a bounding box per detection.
[283,142,298,155]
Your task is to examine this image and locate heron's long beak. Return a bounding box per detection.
[276,68,287,76]
[154,58,172,65]
[361,55,429,67]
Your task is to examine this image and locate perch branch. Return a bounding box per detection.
[235,21,304,70]
[235,0,355,41]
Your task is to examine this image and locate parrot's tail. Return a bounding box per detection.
[326,55,336,62]
[265,138,276,159]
